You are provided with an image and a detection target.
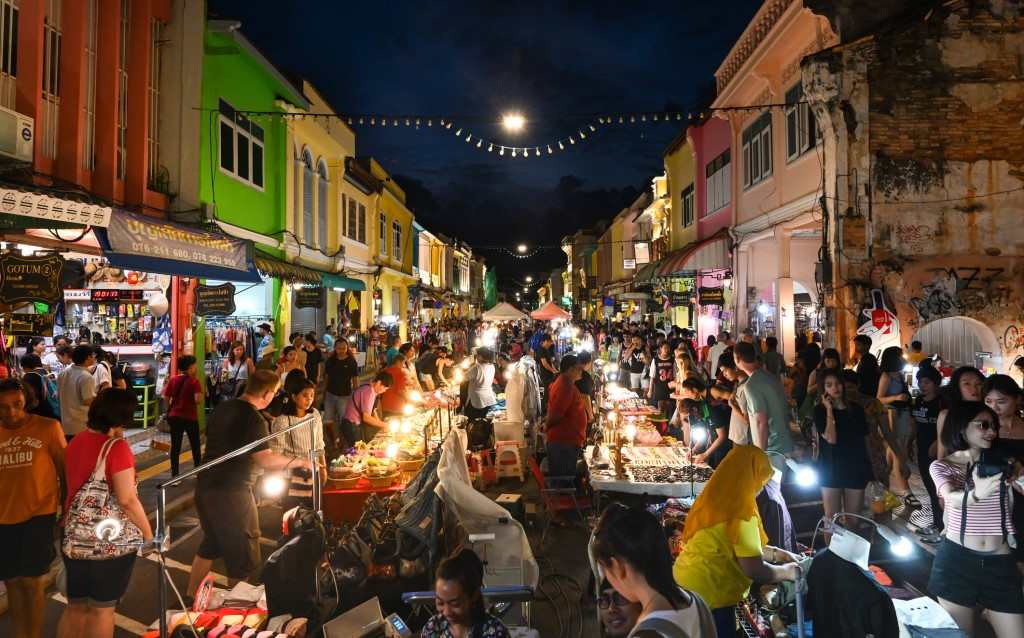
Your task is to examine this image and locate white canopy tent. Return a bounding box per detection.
[482,302,528,322]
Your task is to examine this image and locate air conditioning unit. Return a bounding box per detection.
[0,105,33,163]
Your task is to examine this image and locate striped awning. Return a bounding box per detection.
[632,260,661,284]
[254,252,322,284]
[655,230,731,278]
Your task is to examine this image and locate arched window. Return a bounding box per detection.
[293,145,301,238]
[302,148,314,245]
[317,159,328,250]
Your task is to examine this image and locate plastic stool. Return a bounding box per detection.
[494,440,524,482]
[467,450,497,489]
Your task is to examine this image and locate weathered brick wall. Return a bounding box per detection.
[806,0,1024,369]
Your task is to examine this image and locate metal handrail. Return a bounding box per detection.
[154,412,319,638]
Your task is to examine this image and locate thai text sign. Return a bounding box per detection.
[295,286,324,309]
[0,253,64,305]
[106,211,252,274]
[5,313,54,336]
[195,283,237,317]
[698,287,725,306]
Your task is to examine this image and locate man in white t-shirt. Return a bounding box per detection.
[57,345,98,438]
[707,332,729,378]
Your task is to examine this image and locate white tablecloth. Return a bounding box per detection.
[584,445,707,497]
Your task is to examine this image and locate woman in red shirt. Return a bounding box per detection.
[59,389,153,638]
[163,355,204,477]
[545,354,588,477]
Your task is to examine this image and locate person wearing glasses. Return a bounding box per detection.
[598,579,643,637]
[928,401,1024,637]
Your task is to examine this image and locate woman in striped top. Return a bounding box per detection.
[928,401,1024,637]
[270,376,325,507]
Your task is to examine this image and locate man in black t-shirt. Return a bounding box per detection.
[537,335,558,412]
[324,340,359,448]
[303,333,324,383]
[188,370,311,598]
[910,366,944,535]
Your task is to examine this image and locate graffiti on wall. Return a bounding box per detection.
[857,288,901,353]
[893,223,935,255]
[909,267,1011,323]
[999,323,1024,361]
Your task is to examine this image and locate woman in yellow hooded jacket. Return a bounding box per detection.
[673,445,803,637]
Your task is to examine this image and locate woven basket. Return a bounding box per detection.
[366,472,400,489]
[327,474,363,490]
[398,458,425,473]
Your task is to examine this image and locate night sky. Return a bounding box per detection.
[208,0,762,294]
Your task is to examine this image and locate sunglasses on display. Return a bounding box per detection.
[969,419,998,432]
[598,591,631,609]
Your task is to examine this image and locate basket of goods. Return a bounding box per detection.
[328,456,364,489]
[396,441,426,472]
[365,457,400,488]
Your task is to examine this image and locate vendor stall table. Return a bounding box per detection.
[584,444,709,500]
[322,478,406,523]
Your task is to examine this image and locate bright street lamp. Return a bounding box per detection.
[523,287,528,293]
[516,243,528,254]
[502,112,526,133]
[525,275,533,283]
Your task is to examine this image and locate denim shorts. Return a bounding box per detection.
[323,392,350,425]
[928,538,1024,613]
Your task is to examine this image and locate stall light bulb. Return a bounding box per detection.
[402,404,415,416]
[385,442,400,459]
[409,390,423,403]
[388,419,400,434]
[454,370,464,384]
[348,336,357,343]
[607,411,619,425]
[623,423,638,442]
[460,359,472,369]
[795,465,818,488]
[262,474,287,497]
[890,536,914,557]
[608,363,619,373]
[400,420,412,434]
[474,338,483,347]
[691,426,708,445]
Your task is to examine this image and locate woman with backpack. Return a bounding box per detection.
[21,353,58,420]
[59,389,152,638]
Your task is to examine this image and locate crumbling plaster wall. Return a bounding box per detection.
[804,0,1024,369]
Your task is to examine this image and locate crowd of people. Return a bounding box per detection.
[4,316,1024,637]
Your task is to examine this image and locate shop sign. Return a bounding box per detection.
[195,282,237,317]
[698,287,725,306]
[669,291,692,307]
[90,289,149,303]
[634,242,650,265]
[105,210,252,273]
[0,189,112,227]
[623,258,636,270]
[295,286,324,309]
[4,313,54,336]
[0,253,64,305]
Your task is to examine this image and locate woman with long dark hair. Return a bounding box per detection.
[420,548,509,638]
[936,366,985,459]
[270,376,325,507]
[221,341,255,399]
[806,348,842,396]
[594,504,715,636]
[815,369,872,526]
[985,374,1024,562]
[877,346,913,499]
[928,402,1024,637]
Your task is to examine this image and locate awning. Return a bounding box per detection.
[95,210,262,282]
[254,251,321,284]
[656,230,731,278]
[632,260,661,284]
[322,272,367,291]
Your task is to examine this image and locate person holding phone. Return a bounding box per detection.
[815,369,873,529]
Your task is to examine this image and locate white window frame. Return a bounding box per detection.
[40,0,61,161]
[785,83,819,162]
[218,99,265,191]
[742,111,772,188]
[392,220,401,260]
[378,212,387,256]
[704,149,730,215]
[317,159,328,249]
[0,0,19,111]
[147,17,163,185]
[82,0,97,170]
[301,149,313,241]
[358,203,367,244]
[117,0,129,180]
[682,184,694,228]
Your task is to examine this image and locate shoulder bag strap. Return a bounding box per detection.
[961,462,973,546]
[91,437,117,482]
[632,616,690,638]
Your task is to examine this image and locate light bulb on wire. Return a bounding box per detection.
[502,112,526,133]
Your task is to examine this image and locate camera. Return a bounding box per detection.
[976,447,1013,479]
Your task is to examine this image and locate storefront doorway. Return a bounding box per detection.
[911,315,1001,372]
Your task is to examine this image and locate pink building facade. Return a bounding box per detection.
[689,116,733,241]
[712,0,838,360]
